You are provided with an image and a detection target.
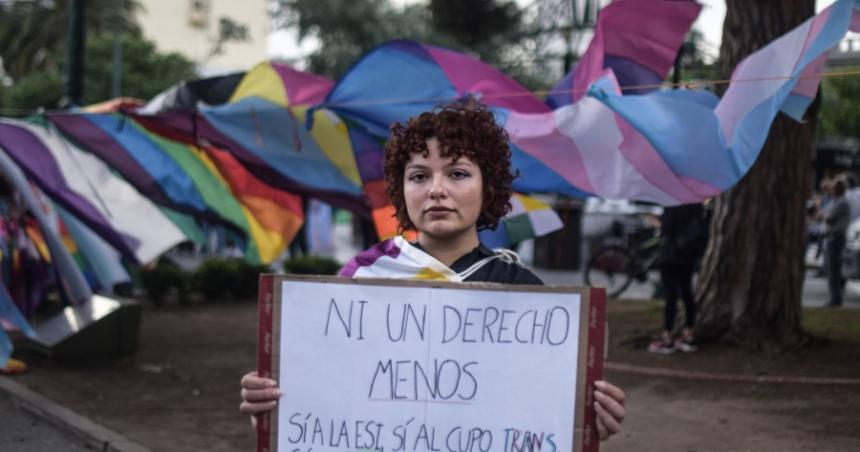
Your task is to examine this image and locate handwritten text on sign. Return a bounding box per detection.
[278,281,582,452]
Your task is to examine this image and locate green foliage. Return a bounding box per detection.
[203,17,251,63]
[674,29,719,83]
[136,256,270,304]
[0,0,141,80]
[0,71,64,112]
[429,0,520,48]
[191,258,240,301]
[802,307,860,341]
[234,260,272,299]
[191,257,270,301]
[273,0,449,78]
[84,34,197,104]
[139,259,189,305]
[2,33,196,112]
[820,68,860,139]
[271,0,543,85]
[282,255,342,276]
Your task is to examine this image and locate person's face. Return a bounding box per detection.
[404,138,483,240]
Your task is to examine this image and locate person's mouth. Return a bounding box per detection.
[425,207,454,214]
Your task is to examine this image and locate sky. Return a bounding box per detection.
[267,0,844,64]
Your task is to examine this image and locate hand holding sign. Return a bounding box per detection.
[594,381,626,440]
[239,372,281,417]
[253,276,610,452]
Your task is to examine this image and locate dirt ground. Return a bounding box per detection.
[9,298,860,452]
[602,302,860,452]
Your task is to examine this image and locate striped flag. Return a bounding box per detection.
[480,194,564,249]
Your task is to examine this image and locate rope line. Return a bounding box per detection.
[320,69,860,108]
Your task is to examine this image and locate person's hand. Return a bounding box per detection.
[239,371,282,417]
[594,380,626,440]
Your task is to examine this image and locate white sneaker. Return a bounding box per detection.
[674,337,697,352]
[647,340,676,355]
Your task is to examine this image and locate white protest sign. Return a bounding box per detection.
[257,276,606,452]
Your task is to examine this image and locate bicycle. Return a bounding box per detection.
[584,223,663,299]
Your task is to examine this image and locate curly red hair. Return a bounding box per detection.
[383,101,515,232]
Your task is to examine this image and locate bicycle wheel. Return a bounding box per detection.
[584,244,636,299]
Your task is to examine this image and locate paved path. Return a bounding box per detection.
[0,391,94,452]
[0,376,152,452]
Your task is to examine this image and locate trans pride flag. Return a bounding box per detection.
[547,0,701,106]
[321,1,700,204]
[324,0,860,206]
[587,0,860,203]
[318,0,698,238]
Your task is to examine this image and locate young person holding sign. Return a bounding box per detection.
[240,102,626,440]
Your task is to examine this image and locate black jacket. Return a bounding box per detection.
[659,204,707,265]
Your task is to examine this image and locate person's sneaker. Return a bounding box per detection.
[1,358,27,375]
[674,337,697,352]
[647,340,675,355]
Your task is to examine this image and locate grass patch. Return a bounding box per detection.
[608,299,860,342]
[802,307,860,341]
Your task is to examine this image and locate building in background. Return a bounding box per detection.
[830,33,860,67]
[136,0,269,75]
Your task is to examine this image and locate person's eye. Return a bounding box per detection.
[450,169,470,179]
[408,172,427,182]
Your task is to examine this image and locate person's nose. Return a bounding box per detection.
[428,174,447,200]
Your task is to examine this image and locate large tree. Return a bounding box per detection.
[272,0,456,78]
[695,0,817,352]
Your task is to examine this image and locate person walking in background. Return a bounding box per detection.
[648,203,707,354]
[807,177,834,276]
[818,177,833,212]
[824,178,850,307]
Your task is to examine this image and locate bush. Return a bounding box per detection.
[282,255,342,276]
[234,260,271,299]
[190,258,239,301]
[190,258,270,301]
[139,259,189,305]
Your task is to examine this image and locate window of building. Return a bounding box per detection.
[189,0,211,28]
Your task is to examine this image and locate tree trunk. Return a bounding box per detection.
[695,0,817,352]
